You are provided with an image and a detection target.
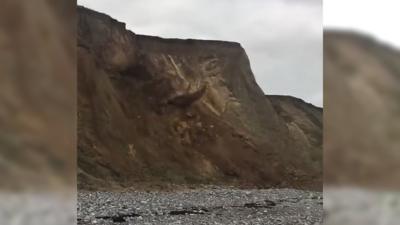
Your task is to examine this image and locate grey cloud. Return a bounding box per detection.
[78,0,322,106]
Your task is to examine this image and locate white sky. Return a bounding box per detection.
[324,0,400,49]
[78,0,323,106]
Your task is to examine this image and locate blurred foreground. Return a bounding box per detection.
[324,30,400,224]
[324,187,400,225]
[0,0,76,224]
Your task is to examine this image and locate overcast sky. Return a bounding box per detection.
[78,0,322,106]
[325,0,400,49]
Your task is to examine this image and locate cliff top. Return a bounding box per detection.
[78,5,242,49]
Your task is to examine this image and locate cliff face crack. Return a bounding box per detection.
[167,85,207,107]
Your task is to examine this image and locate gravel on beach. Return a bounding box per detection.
[78,187,322,225]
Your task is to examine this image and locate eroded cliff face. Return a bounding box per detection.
[269,95,323,174]
[78,6,322,190]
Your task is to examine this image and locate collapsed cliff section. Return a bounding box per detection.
[78,6,322,190]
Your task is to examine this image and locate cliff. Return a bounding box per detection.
[269,95,322,175]
[77,6,322,190]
